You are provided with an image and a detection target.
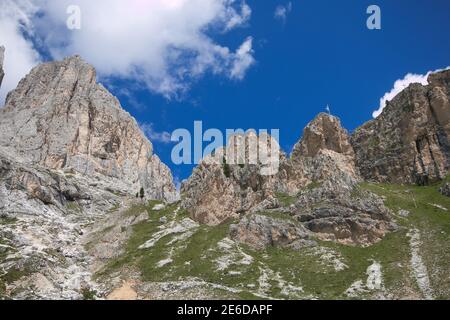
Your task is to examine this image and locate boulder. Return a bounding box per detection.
[440,182,450,197]
[230,213,314,250]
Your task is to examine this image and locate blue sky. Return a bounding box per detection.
[113,0,450,183]
[1,0,450,185]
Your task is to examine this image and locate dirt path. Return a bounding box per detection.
[107,281,138,300]
[407,228,433,300]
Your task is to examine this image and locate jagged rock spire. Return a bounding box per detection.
[292,112,355,159]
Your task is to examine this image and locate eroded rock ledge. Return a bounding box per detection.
[352,70,450,185]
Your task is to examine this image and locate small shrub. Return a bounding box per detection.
[223,157,231,178]
[223,163,231,178]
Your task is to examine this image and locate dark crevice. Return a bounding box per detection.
[425,135,441,179]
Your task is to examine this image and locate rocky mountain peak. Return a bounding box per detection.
[4,54,97,111]
[181,122,393,248]
[0,54,176,202]
[428,68,450,88]
[181,132,286,225]
[0,51,179,299]
[292,112,354,159]
[289,113,360,189]
[181,113,365,229]
[352,69,450,184]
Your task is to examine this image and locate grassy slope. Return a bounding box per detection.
[96,179,450,300]
[361,180,450,299]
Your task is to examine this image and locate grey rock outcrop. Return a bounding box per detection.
[0,145,127,299]
[292,112,355,158]
[181,113,393,245]
[291,113,360,187]
[294,181,396,245]
[440,182,450,197]
[286,115,395,245]
[352,70,450,185]
[0,52,178,299]
[181,132,288,225]
[230,213,315,250]
[0,46,4,89]
[0,148,122,216]
[0,55,176,202]
[181,114,362,227]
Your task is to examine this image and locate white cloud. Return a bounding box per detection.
[372,66,450,118]
[0,0,41,105]
[274,2,292,23]
[222,1,252,31]
[230,37,255,80]
[0,0,255,100]
[140,123,172,144]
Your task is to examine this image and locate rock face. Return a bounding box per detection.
[181,113,361,224]
[0,51,177,299]
[182,113,393,246]
[287,116,394,245]
[230,213,314,250]
[294,182,396,245]
[352,70,450,185]
[440,182,450,197]
[181,132,290,225]
[291,113,360,186]
[0,46,4,89]
[292,113,354,158]
[0,55,176,202]
[0,147,122,299]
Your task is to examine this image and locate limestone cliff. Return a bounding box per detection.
[181,114,361,226]
[181,113,393,246]
[0,51,177,299]
[352,70,450,185]
[291,113,360,186]
[0,55,176,202]
[181,132,288,225]
[292,112,355,158]
[1,46,448,299]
